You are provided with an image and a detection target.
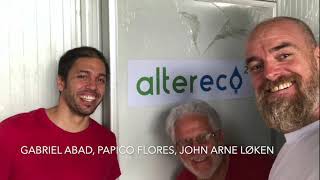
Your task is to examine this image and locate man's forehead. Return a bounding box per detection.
[175,115,212,134]
[248,35,298,48]
[72,58,105,71]
[249,21,304,41]
[73,57,104,66]
[246,23,307,53]
[177,113,209,124]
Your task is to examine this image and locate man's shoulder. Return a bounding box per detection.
[270,132,319,180]
[89,119,116,139]
[230,153,275,164]
[228,154,275,173]
[227,154,274,180]
[291,122,320,152]
[176,168,196,180]
[0,108,44,131]
[0,108,44,145]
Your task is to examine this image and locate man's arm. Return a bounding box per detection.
[0,121,14,180]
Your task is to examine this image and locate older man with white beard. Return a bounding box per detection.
[166,100,274,180]
[245,16,319,180]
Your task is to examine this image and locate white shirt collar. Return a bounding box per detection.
[284,120,319,144]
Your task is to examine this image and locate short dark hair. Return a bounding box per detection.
[58,46,109,81]
[253,16,317,47]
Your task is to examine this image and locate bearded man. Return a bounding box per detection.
[245,17,319,180]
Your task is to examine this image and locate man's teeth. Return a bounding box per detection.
[80,95,96,102]
[270,82,293,93]
[192,156,206,162]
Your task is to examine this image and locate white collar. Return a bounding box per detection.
[284,120,319,144]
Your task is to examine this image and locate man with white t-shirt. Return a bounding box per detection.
[245,16,319,180]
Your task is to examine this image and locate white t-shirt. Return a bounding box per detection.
[269,120,319,180]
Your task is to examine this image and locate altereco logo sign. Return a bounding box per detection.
[136,66,243,96]
[128,60,253,107]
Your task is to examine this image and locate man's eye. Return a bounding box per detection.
[98,78,106,83]
[181,139,193,146]
[196,135,207,143]
[77,75,87,79]
[277,53,292,61]
[247,63,263,73]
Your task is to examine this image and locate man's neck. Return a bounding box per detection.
[197,155,230,180]
[46,103,90,133]
[302,106,320,131]
[312,106,319,120]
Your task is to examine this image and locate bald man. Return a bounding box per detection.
[245,17,319,180]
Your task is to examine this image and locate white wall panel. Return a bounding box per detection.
[7,0,27,114]
[278,0,319,42]
[37,0,56,108]
[23,0,39,111]
[0,4,10,117]
[81,0,101,48]
[0,0,103,123]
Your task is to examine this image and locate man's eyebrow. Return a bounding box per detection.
[269,42,297,53]
[79,70,106,77]
[98,74,107,78]
[79,70,89,74]
[245,56,260,66]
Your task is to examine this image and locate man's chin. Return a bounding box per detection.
[263,92,296,105]
[76,106,98,116]
[264,118,290,133]
[190,169,213,179]
[259,101,311,133]
[183,162,214,179]
[80,109,96,116]
[266,119,301,133]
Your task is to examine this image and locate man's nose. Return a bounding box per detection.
[87,79,97,90]
[264,61,281,81]
[191,142,207,154]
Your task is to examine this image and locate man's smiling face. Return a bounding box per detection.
[174,113,223,179]
[59,57,106,116]
[245,20,319,133]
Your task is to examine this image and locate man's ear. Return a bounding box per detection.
[57,76,65,92]
[217,130,224,144]
[314,45,320,67]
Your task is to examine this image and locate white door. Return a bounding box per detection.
[108,0,276,179]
